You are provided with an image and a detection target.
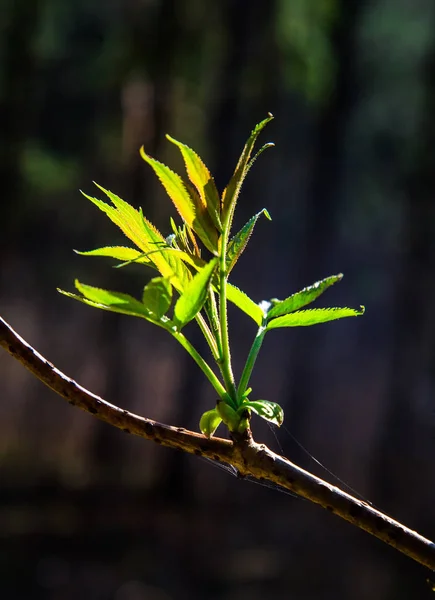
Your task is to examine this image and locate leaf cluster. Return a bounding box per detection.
[60,115,364,437]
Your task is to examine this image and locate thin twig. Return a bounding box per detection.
[1,315,434,571]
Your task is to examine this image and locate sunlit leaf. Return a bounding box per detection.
[142,277,172,318]
[115,246,205,271]
[89,184,162,254]
[184,181,220,254]
[199,408,222,438]
[185,223,201,256]
[170,216,178,237]
[81,185,192,291]
[267,274,343,319]
[140,147,218,253]
[216,399,239,431]
[174,258,218,328]
[226,209,271,273]
[167,135,222,231]
[226,284,263,326]
[221,114,274,227]
[155,247,205,270]
[74,246,152,265]
[242,400,284,426]
[266,306,365,330]
[58,281,170,329]
[245,143,275,175]
[140,149,196,224]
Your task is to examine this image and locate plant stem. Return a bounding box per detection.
[218,228,237,402]
[237,326,266,400]
[207,289,223,356]
[171,330,227,398]
[204,293,234,386]
[195,312,219,361]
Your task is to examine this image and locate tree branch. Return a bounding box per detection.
[1,315,434,572]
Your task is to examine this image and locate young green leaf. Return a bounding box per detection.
[82,185,192,292]
[267,274,344,319]
[140,149,196,224]
[174,258,218,328]
[221,114,274,227]
[185,181,221,254]
[142,277,172,318]
[226,209,271,273]
[241,400,284,426]
[266,306,365,330]
[75,246,152,265]
[166,135,222,231]
[199,408,222,437]
[216,399,240,432]
[245,143,275,175]
[115,246,205,272]
[58,280,169,327]
[89,184,161,254]
[75,280,144,308]
[140,147,219,254]
[226,284,264,326]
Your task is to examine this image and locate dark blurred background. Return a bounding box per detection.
[1,0,435,598]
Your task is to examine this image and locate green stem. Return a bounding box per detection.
[207,289,223,357]
[195,312,219,361]
[171,330,227,398]
[237,326,266,401]
[218,228,237,402]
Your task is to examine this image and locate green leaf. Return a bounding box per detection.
[174,258,218,328]
[226,284,263,326]
[266,306,365,330]
[245,143,275,175]
[221,114,274,226]
[81,185,192,292]
[151,247,205,270]
[242,400,284,426]
[199,408,222,437]
[216,399,239,431]
[140,148,196,226]
[85,184,162,254]
[166,135,222,231]
[140,147,219,254]
[75,280,144,308]
[267,274,343,319]
[75,246,152,265]
[226,209,271,273]
[58,281,169,328]
[142,277,172,318]
[115,246,205,271]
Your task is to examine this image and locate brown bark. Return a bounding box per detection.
[1,315,434,571]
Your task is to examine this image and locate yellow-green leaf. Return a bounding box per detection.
[167,135,222,231]
[266,306,365,330]
[184,181,219,254]
[216,399,240,431]
[140,147,218,253]
[142,277,172,318]
[226,209,271,273]
[74,246,152,265]
[226,284,263,326]
[90,184,162,254]
[221,114,274,227]
[199,408,222,438]
[174,258,218,328]
[58,281,170,329]
[82,185,192,292]
[140,148,196,225]
[267,274,343,319]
